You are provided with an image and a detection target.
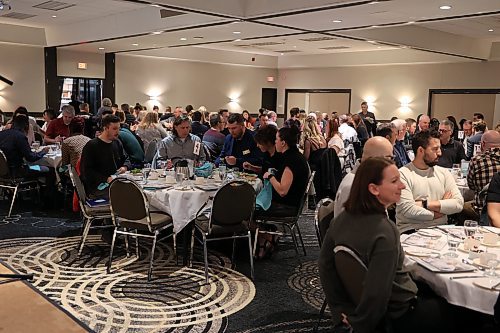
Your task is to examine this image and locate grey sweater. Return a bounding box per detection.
[319,211,417,333]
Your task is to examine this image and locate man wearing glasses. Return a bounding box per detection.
[437,119,466,168]
[396,130,464,233]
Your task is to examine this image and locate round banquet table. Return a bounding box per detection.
[402,226,500,315]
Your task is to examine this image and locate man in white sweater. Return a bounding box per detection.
[396,130,464,233]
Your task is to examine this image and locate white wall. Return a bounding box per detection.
[0,43,45,113]
[57,49,105,79]
[278,61,500,125]
[115,54,278,113]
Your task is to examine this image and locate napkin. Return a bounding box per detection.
[256,179,272,211]
[194,162,213,178]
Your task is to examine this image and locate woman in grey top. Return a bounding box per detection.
[319,157,456,333]
[136,111,168,151]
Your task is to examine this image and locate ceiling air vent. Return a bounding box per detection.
[275,50,300,53]
[248,41,285,47]
[33,1,75,11]
[160,9,186,18]
[319,46,350,50]
[1,12,37,19]
[299,36,336,42]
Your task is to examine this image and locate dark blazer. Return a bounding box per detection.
[215,129,262,169]
[191,121,208,139]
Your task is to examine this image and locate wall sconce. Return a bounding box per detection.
[400,96,411,107]
[230,97,239,103]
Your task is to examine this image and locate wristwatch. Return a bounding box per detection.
[422,199,428,210]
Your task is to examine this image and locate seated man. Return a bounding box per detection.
[216,113,262,170]
[202,113,226,159]
[396,130,464,233]
[392,118,411,168]
[157,116,205,165]
[80,115,131,199]
[45,105,76,144]
[487,172,500,227]
[190,111,208,139]
[115,111,144,168]
[61,119,90,168]
[437,119,466,168]
[334,136,394,218]
[465,130,500,222]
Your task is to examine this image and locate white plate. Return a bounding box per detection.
[481,240,500,247]
[473,278,500,291]
[405,248,436,257]
[472,258,500,269]
[416,230,442,239]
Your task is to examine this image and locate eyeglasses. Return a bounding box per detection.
[384,155,395,161]
[438,129,450,133]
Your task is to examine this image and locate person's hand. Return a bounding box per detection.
[442,191,452,200]
[433,211,445,219]
[166,160,173,169]
[41,146,51,153]
[263,172,271,180]
[225,156,237,165]
[242,161,254,171]
[55,135,63,142]
[116,167,127,174]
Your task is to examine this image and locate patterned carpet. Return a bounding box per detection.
[0,205,332,333]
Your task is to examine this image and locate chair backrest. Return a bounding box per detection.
[314,198,335,248]
[109,178,150,227]
[334,245,368,305]
[0,150,10,178]
[144,139,158,163]
[295,171,316,217]
[210,180,256,229]
[68,165,87,206]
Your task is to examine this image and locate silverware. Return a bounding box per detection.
[462,259,485,271]
[436,227,464,239]
[449,275,483,280]
[480,226,500,236]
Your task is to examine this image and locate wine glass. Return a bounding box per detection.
[485,259,499,277]
[444,235,460,258]
[142,166,151,184]
[464,220,478,239]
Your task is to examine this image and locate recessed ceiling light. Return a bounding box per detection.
[98,47,105,50]
[377,46,382,49]
[407,21,415,24]
[439,5,452,10]
[280,53,284,55]
[371,25,379,28]
[180,37,187,41]
[488,29,494,32]
[51,15,57,18]
[332,19,342,23]
[233,31,241,34]
[152,31,162,35]
[150,4,161,8]
[234,39,241,42]
[132,43,139,46]
[369,1,379,4]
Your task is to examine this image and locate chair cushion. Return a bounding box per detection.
[120,212,172,231]
[195,215,250,236]
[85,204,111,216]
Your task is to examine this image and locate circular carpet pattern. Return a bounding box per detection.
[0,236,256,333]
[287,260,327,311]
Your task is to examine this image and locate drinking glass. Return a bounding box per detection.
[31,141,40,151]
[219,164,227,181]
[142,167,151,184]
[485,259,499,277]
[460,160,469,178]
[232,167,240,179]
[175,172,185,185]
[444,235,460,258]
[464,220,478,239]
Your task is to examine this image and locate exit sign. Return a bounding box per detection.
[78,62,88,70]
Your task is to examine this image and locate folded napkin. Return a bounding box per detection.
[97,182,109,191]
[194,162,213,178]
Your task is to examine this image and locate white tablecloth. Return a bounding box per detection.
[402,226,500,315]
[137,178,262,234]
[29,147,62,183]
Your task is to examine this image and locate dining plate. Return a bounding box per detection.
[481,240,500,247]
[472,258,500,269]
[472,278,500,291]
[404,248,436,257]
[416,230,442,239]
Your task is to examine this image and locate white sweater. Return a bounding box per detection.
[396,163,464,233]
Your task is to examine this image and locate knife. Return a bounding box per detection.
[449,275,483,280]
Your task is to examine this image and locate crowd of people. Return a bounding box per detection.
[1,97,500,331]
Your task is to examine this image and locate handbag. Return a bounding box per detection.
[256,179,272,210]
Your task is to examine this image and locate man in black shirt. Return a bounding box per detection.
[80,115,131,199]
[437,119,466,168]
[358,101,377,137]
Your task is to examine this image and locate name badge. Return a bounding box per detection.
[243,149,250,155]
[457,131,464,139]
[193,141,201,155]
[473,144,481,156]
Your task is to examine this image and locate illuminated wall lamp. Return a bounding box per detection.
[230,97,239,103]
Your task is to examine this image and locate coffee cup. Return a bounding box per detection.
[479,252,497,266]
[464,238,480,251]
[483,233,499,246]
[165,175,176,184]
[195,176,205,185]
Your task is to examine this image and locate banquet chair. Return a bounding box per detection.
[190,180,256,283]
[108,178,174,281]
[313,198,335,333]
[68,165,112,257]
[0,150,40,218]
[333,245,393,333]
[144,139,158,164]
[253,171,315,257]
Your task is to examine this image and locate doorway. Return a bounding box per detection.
[284,89,351,119]
[59,77,102,114]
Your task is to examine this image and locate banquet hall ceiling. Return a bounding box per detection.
[1,0,500,64]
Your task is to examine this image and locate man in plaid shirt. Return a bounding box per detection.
[466,130,500,219]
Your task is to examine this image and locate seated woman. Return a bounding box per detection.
[242,125,282,175]
[242,110,256,130]
[301,116,327,168]
[319,157,456,333]
[257,126,310,217]
[135,111,168,150]
[325,117,345,156]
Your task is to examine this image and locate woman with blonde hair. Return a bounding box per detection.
[301,115,327,161]
[136,111,168,150]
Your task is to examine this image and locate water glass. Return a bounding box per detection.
[460,160,469,178]
[55,141,61,151]
[31,141,40,151]
[444,235,460,258]
[142,167,151,184]
[232,167,240,179]
[175,172,185,185]
[464,220,478,238]
[485,259,499,277]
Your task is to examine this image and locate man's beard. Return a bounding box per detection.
[424,155,438,167]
